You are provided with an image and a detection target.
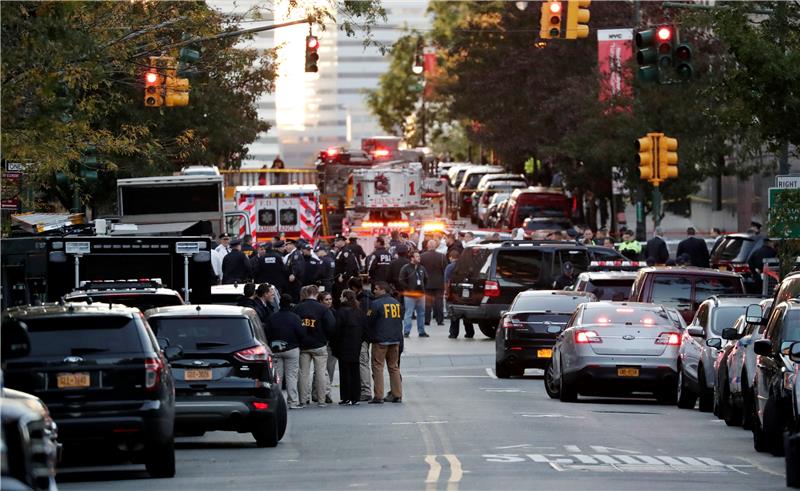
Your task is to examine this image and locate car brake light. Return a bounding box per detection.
[575,330,602,343]
[235,344,269,362]
[502,316,523,329]
[252,401,270,410]
[730,263,750,273]
[145,357,163,391]
[655,332,681,345]
[484,280,500,297]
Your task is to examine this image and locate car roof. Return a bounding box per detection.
[470,240,588,251]
[516,290,595,298]
[145,304,254,318]
[584,301,666,311]
[702,295,766,307]
[66,287,181,297]
[636,266,744,278]
[211,284,248,295]
[577,271,638,280]
[510,186,563,197]
[4,302,138,318]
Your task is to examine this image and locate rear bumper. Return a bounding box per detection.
[175,393,279,432]
[564,364,678,395]
[497,340,556,369]
[53,400,173,444]
[449,303,507,322]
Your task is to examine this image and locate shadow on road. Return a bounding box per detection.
[57,467,150,483]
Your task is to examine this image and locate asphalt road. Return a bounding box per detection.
[57,327,787,490]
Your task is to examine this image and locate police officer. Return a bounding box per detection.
[333,235,360,304]
[253,242,288,295]
[387,244,411,295]
[347,235,367,272]
[284,239,305,302]
[221,238,252,284]
[366,237,392,284]
[316,245,336,294]
[301,243,322,287]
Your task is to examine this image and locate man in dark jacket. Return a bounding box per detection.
[292,285,336,407]
[253,242,289,295]
[420,239,447,326]
[334,235,360,305]
[387,245,411,294]
[349,277,373,401]
[676,227,710,268]
[399,251,429,337]
[346,236,366,271]
[366,281,403,404]
[284,239,305,302]
[366,237,392,284]
[301,243,322,287]
[644,227,670,265]
[222,238,252,284]
[553,261,576,290]
[264,293,306,409]
[748,238,777,293]
[445,233,464,257]
[316,245,336,294]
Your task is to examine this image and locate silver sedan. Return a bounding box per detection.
[545,302,682,403]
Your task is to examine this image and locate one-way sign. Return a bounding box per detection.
[775,175,800,189]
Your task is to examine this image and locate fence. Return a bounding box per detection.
[220,169,319,200]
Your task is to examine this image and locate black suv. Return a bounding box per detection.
[447,241,591,338]
[145,305,287,447]
[64,278,184,311]
[2,303,177,478]
[749,299,800,456]
[495,290,595,378]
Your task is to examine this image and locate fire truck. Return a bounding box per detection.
[234,184,320,243]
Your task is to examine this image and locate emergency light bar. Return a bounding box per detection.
[78,278,164,290]
[588,261,645,271]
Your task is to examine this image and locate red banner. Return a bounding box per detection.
[597,29,633,102]
[423,46,437,98]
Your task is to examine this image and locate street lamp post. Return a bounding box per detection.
[412,41,426,146]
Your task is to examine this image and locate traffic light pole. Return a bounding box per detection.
[652,186,662,229]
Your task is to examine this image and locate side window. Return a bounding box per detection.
[555,250,590,276]
[495,250,544,287]
[778,309,800,351]
[694,277,742,306]
[764,305,785,342]
[695,304,709,327]
[650,276,692,310]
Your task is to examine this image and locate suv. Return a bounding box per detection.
[786,342,800,488]
[457,166,504,217]
[2,303,177,478]
[749,299,800,456]
[495,290,595,378]
[447,241,591,338]
[572,271,637,301]
[64,278,184,311]
[710,233,765,293]
[629,266,746,323]
[145,305,287,447]
[677,295,764,411]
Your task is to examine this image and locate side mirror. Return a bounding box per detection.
[687,326,704,337]
[499,310,508,317]
[163,345,183,361]
[156,337,170,350]
[721,328,739,340]
[745,304,764,325]
[546,324,562,334]
[2,319,31,360]
[705,338,722,349]
[790,342,800,363]
[753,338,773,356]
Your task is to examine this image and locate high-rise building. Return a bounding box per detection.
[209,0,431,168]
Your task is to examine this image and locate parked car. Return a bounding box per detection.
[715,298,773,428]
[145,305,288,447]
[501,187,568,230]
[486,196,511,229]
[522,217,573,239]
[472,174,527,224]
[749,299,800,456]
[495,290,596,378]
[629,266,746,323]
[447,241,591,338]
[709,233,766,293]
[457,166,505,218]
[766,271,800,318]
[544,302,682,403]
[585,247,630,263]
[572,271,637,301]
[2,303,178,478]
[64,278,185,311]
[482,192,510,228]
[677,295,763,411]
[786,341,800,488]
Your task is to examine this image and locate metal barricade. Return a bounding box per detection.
[762,257,781,296]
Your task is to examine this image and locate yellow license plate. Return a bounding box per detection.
[617,367,640,377]
[184,369,213,381]
[718,265,727,271]
[57,372,90,389]
[537,349,553,358]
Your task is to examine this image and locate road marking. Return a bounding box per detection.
[425,455,441,486]
[519,413,585,419]
[443,454,463,490]
[590,445,639,454]
[485,368,497,379]
[564,445,581,453]
[393,421,449,425]
[482,452,749,474]
[495,444,557,450]
[734,456,783,477]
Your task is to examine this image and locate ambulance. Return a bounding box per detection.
[234,184,320,243]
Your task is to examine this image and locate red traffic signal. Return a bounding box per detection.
[307,35,319,50]
[305,35,319,72]
[549,2,561,13]
[144,69,163,107]
[656,26,672,41]
[145,71,159,84]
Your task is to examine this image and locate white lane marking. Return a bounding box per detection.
[425,455,442,486]
[590,445,639,454]
[519,413,585,419]
[485,367,497,379]
[564,445,581,453]
[436,375,491,378]
[443,454,463,490]
[393,421,449,425]
[495,444,557,450]
[484,452,750,474]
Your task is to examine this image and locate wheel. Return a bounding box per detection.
[763,394,786,457]
[713,370,724,418]
[676,367,697,409]
[697,367,714,412]
[253,417,279,448]
[543,361,560,399]
[741,376,754,430]
[558,362,577,403]
[786,433,800,488]
[722,380,742,427]
[495,361,512,379]
[478,321,497,339]
[275,391,288,441]
[752,387,771,453]
[144,438,176,478]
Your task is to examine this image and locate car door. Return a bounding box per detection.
[754,306,786,417]
[683,302,709,385]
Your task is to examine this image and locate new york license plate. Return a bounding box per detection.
[184,369,213,381]
[536,349,553,358]
[57,372,90,389]
[617,367,640,377]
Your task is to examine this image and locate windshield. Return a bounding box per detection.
[149,317,254,351]
[67,293,183,311]
[517,203,564,218]
[711,306,750,335]
[694,277,743,304]
[581,306,672,327]
[525,220,571,231]
[713,237,755,262]
[512,295,589,313]
[22,316,144,357]
[583,279,634,301]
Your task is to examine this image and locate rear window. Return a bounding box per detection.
[67,293,183,312]
[512,313,572,333]
[525,220,571,231]
[463,173,491,189]
[149,316,254,351]
[555,249,590,276]
[22,315,144,357]
[711,306,749,335]
[495,250,543,285]
[581,306,671,327]
[517,203,564,219]
[583,279,634,301]
[713,237,755,262]
[651,276,692,309]
[512,295,589,313]
[694,277,743,304]
[452,248,492,281]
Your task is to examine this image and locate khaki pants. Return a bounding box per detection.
[299,346,328,405]
[359,341,372,399]
[371,343,402,400]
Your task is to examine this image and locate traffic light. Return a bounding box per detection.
[656,25,674,69]
[658,136,679,180]
[636,134,656,182]
[635,28,658,83]
[540,1,563,39]
[144,68,163,107]
[674,43,693,80]
[165,74,189,107]
[305,35,319,72]
[565,0,590,40]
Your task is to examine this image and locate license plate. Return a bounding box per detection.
[617,367,640,377]
[57,372,90,389]
[462,288,470,298]
[536,349,553,358]
[718,265,727,271]
[184,369,213,381]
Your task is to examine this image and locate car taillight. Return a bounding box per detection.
[502,316,523,329]
[655,332,681,345]
[484,280,500,297]
[252,401,270,410]
[145,357,163,391]
[464,197,472,204]
[575,330,602,344]
[235,344,269,362]
[731,263,750,273]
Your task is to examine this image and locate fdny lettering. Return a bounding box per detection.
[383,304,401,319]
[302,318,317,328]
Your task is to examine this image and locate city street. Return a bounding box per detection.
[57,328,786,491]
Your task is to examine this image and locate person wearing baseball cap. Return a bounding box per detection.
[221,237,252,284]
[552,261,575,290]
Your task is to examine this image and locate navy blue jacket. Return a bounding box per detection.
[367,293,403,344]
[292,298,336,350]
[264,308,306,352]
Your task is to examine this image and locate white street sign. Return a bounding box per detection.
[176,241,202,255]
[65,242,91,254]
[775,175,800,189]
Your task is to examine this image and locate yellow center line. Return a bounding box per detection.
[425,454,442,489]
[443,454,463,490]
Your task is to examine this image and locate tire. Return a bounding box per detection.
[752,390,771,453]
[723,380,742,427]
[697,368,714,413]
[763,395,786,457]
[676,367,697,409]
[543,361,560,399]
[742,376,754,430]
[786,433,800,488]
[558,362,577,403]
[144,438,176,479]
[479,321,497,339]
[275,391,288,441]
[495,361,512,379]
[253,417,279,448]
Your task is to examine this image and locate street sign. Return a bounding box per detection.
[768,187,800,238]
[65,242,91,255]
[775,174,800,189]
[175,241,202,254]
